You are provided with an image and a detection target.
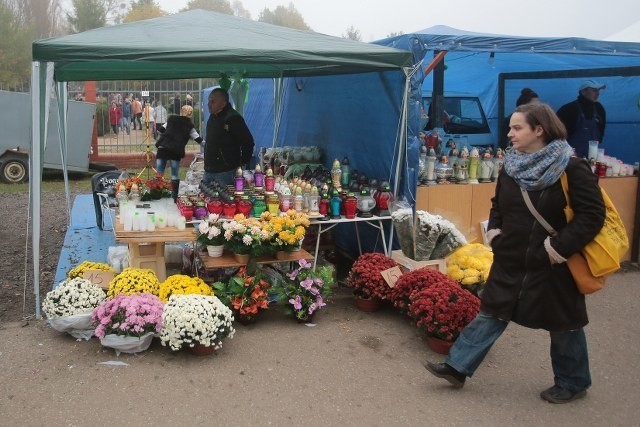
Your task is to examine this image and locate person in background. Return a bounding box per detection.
[154,100,168,131]
[185,93,193,107]
[173,93,181,115]
[203,88,254,185]
[120,97,132,135]
[424,103,605,404]
[108,101,122,137]
[501,87,539,149]
[132,96,142,130]
[556,80,607,158]
[156,105,203,201]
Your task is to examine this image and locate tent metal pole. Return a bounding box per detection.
[30,62,43,319]
[272,76,284,148]
[56,81,71,225]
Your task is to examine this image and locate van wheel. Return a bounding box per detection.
[1,154,28,183]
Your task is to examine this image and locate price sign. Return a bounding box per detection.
[380,266,403,288]
[140,90,149,97]
[83,270,114,290]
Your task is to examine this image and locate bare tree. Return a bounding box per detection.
[12,0,65,38]
[342,25,361,41]
[386,31,405,38]
[231,0,250,19]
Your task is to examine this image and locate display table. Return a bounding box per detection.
[309,215,392,267]
[416,176,638,261]
[198,249,313,271]
[114,221,197,281]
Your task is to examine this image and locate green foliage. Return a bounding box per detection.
[95,99,110,137]
[0,2,34,87]
[258,4,311,31]
[124,0,165,22]
[182,0,233,14]
[66,0,106,33]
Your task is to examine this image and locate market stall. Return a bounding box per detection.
[29,10,413,317]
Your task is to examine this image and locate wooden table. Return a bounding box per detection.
[114,221,197,281]
[198,249,313,271]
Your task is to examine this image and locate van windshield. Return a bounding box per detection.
[423,97,490,134]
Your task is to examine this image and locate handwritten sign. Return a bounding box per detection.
[380,266,403,288]
[83,270,114,291]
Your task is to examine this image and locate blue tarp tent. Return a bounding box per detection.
[244,26,640,207]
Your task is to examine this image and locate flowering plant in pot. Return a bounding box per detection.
[223,215,272,257]
[272,259,334,322]
[347,252,398,305]
[446,243,493,296]
[211,266,270,324]
[197,213,226,256]
[390,268,459,315]
[262,210,309,253]
[407,281,480,345]
[67,260,115,280]
[160,294,235,354]
[158,274,213,303]
[107,267,160,298]
[91,293,164,354]
[141,173,172,200]
[42,277,107,340]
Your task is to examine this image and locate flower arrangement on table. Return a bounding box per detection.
[141,173,173,201]
[272,259,333,322]
[407,281,480,342]
[107,267,160,298]
[197,213,226,247]
[160,294,235,351]
[67,261,115,280]
[390,268,459,314]
[158,274,213,303]
[446,243,494,296]
[347,252,399,301]
[263,210,310,253]
[211,266,270,323]
[222,214,273,257]
[42,277,106,339]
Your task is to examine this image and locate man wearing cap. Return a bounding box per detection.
[556,80,607,158]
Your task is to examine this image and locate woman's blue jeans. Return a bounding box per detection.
[445,312,591,393]
[156,159,180,180]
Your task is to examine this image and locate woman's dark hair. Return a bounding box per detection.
[514,103,567,143]
[516,88,539,107]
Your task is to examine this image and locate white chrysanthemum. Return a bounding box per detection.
[242,234,253,245]
[198,221,209,234]
[42,277,106,318]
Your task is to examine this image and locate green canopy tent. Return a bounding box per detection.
[30,10,413,318]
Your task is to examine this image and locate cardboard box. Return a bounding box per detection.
[391,250,446,273]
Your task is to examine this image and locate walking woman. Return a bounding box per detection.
[424,103,605,404]
[155,105,203,200]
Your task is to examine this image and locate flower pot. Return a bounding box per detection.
[234,310,256,326]
[296,312,315,323]
[275,250,288,260]
[100,332,155,355]
[426,335,454,355]
[206,244,224,258]
[354,296,382,312]
[233,253,250,264]
[187,343,216,356]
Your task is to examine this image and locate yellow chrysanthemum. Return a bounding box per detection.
[158,274,213,302]
[68,261,115,279]
[107,267,160,297]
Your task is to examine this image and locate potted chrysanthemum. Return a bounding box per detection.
[446,243,494,296]
[160,294,235,356]
[67,260,115,280]
[42,277,107,340]
[107,267,160,297]
[91,293,164,355]
[272,259,334,323]
[347,252,398,312]
[222,215,271,262]
[197,213,226,258]
[158,274,213,303]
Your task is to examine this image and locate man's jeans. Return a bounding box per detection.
[446,312,591,392]
[204,170,234,186]
[120,117,131,134]
[157,159,180,180]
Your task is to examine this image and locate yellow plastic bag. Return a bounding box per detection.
[561,173,629,278]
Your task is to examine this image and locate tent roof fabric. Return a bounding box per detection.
[32,10,412,81]
[379,25,640,56]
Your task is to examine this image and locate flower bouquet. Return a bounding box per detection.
[160,294,235,354]
[272,259,333,322]
[223,215,272,258]
[407,281,480,344]
[211,266,270,324]
[142,173,173,200]
[446,243,494,296]
[67,260,115,280]
[198,213,226,257]
[158,274,213,303]
[107,267,160,298]
[42,277,107,340]
[263,210,309,253]
[91,293,164,355]
[347,252,398,304]
[390,268,458,314]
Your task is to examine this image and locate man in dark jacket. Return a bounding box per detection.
[203,88,254,185]
[556,80,606,159]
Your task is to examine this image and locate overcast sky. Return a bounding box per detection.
[153,0,640,42]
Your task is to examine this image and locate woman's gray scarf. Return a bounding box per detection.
[503,139,573,190]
